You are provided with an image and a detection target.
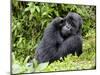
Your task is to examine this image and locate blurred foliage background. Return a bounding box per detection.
[12,0,96,74]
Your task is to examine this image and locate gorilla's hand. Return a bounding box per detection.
[50,17,64,28]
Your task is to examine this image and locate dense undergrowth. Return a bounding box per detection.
[12,1,96,74]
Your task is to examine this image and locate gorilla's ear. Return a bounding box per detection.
[79,18,83,26]
[78,18,83,34]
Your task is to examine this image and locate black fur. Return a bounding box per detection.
[35,12,83,63]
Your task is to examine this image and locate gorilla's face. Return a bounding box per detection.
[60,12,83,37]
[61,21,72,37]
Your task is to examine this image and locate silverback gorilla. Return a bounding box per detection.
[35,12,83,63]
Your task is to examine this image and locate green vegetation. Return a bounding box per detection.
[12,1,96,74]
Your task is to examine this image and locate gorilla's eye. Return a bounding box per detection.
[71,24,76,28]
[69,16,74,20]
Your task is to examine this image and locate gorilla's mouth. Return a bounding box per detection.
[61,27,71,35]
[60,30,71,39]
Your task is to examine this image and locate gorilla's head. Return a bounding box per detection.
[60,12,83,37]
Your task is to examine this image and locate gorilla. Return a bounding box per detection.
[35,12,83,63]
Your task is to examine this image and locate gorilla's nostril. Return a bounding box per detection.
[66,25,71,30]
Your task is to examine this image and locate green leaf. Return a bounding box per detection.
[27,2,33,7]
[30,8,35,14]
[24,56,30,64]
[42,12,48,16]
[24,8,29,12]
[35,6,40,13]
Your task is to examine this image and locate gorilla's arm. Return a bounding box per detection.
[58,35,82,58]
[35,17,63,63]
